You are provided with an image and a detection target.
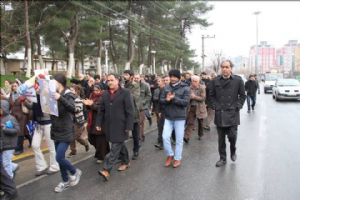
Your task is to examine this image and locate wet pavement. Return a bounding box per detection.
[14,86,300,200]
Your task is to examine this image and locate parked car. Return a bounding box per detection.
[272,79,300,101]
[263,73,283,93]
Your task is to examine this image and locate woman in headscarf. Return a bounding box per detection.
[83,84,109,163]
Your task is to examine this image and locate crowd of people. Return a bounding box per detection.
[0,60,262,199]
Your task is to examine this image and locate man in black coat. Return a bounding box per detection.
[245,74,260,113]
[97,74,134,181]
[209,60,246,167]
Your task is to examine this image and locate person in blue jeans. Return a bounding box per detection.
[1,99,20,180]
[51,74,82,193]
[160,69,190,168]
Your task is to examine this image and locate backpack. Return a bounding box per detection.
[74,97,86,125]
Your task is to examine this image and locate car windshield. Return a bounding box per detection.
[265,74,283,81]
[277,79,299,86]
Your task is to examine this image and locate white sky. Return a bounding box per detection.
[186,1,300,65]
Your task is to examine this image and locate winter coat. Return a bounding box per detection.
[138,81,152,111]
[124,81,140,123]
[86,93,103,135]
[152,87,164,113]
[50,89,76,143]
[25,94,51,125]
[96,87,134,143]
[209,75,246,127]
[1,100,20,151]
[188,84,208,119]
[245,80,259,96]
[9,92,28,136]
[160,81,190,120]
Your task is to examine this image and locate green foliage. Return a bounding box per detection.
[1,1,212,74]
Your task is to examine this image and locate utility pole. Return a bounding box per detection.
[201,34,215,72]
[253,11,261,76]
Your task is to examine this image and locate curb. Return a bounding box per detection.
[12,126,158,163]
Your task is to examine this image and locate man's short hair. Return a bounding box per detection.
[220,60,234,68]
[123,70,134,77]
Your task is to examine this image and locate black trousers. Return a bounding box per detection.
[217,126,238,161]
[132,122,140,153]
[103,142,129,172]
[0,161,17,197]
[157,113,165,144]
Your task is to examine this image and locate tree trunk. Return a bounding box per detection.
[24,0,32,78]
[35,32,44,69]
[66,13,79,78]
[97,26,102,76]
[109,20,119,72]
[125,1,133,70]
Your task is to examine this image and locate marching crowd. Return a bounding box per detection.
[0,60,261,199]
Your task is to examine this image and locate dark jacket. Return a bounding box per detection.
[139,81,152,111]
[50,89,76,143]
[202,78,212,107]
[209,75,246,127]
[245,80,259,96]
[1,100,20,151]
[96,87,134,143]
[124,81,140,123]
[86,95,102,135]
[25,94,51,125]
[152,87,164,113]
[160,81,190,120]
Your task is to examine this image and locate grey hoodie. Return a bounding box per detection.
[1,100,20,151]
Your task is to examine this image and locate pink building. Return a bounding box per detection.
[249,41,276,74]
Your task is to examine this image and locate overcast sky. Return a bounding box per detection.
[186,1,300,65]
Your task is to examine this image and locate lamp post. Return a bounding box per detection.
[103,40,110,74]
[201,34,215,72]
[253,11,261,75]
[151,50,156,75]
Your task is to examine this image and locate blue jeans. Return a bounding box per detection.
[162,119,185,161]
[55,142,76,182]
[247,95,256,110]
[2,150,18,179]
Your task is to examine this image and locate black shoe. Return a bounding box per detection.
[14,150,23,155]
[1,192,18,200]
[252,106,255,110]
[132,152,139,160]
[247,110,251,113]
[154,143,163,150]
[198,135,202,140]
[148,118,152,126]
[231,154,237,162]
[203,126,211,131]
[183,137,189,144]
[215,160,226,167]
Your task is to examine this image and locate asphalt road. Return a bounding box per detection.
[15,88,300,200]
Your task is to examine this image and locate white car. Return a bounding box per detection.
[272,79,300,101]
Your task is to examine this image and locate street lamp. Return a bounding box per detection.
[253,11,261,75]
[151,50,156,75]
[103,40,110,74]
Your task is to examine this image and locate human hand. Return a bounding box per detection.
[53,93,61,100]
[96,126,101,131]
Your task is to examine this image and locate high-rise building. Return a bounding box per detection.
[249,41,276,74]
[276,40,300,77]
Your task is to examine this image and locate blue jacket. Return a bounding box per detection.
[160,81,190,120]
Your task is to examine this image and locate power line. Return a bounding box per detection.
[93,1,185,46]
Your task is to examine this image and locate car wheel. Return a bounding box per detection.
[275,94,279,101]
[264,89,267,94]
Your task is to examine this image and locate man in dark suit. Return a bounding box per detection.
[209,60,246,167]
[97,74,134,181]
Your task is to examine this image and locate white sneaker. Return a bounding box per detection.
[69,169,82,186]
[54,182,70,193]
